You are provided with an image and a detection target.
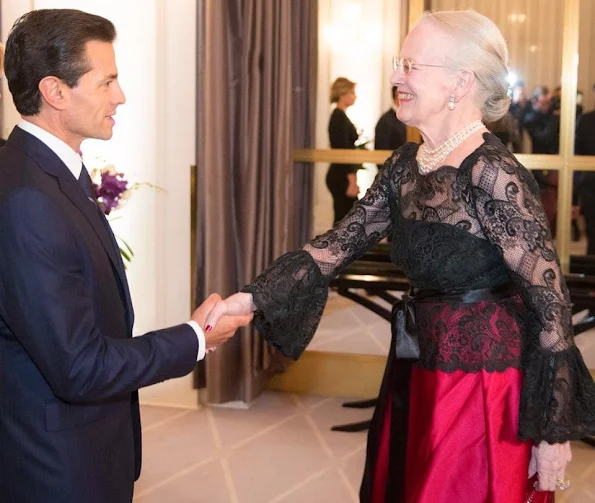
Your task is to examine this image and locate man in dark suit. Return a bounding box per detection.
[575,83,595,254]
[374,86,406,169]
[0,9,251,503]
[0,43,5,148]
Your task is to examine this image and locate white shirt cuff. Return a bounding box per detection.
[185,321,206,361]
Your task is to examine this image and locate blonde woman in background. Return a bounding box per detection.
[326,77,360,223]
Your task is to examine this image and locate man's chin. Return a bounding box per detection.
[96,129,114,141]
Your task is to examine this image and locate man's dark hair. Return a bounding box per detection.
[391,86,398,101]
[4,9,116,116]
[531,85,549,102]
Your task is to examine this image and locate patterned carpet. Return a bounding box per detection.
[134,393,595,502]
[134,290,595,502]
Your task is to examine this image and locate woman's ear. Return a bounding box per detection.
[453,69,475,101]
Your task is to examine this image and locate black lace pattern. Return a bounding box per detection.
[246,134,595,443]
[415,295,525,373]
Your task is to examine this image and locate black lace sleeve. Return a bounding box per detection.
[470,147,595,443]
[242,150,400,359]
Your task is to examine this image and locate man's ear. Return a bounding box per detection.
[453,69,475,101]
[38,76,68,110]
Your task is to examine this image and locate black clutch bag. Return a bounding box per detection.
[391,293,420,360]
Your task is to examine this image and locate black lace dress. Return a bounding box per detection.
[243,133,595,502]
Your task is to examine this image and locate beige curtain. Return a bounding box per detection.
[195,0,317,404]
[290,2,318,249]
[432,0,565,96]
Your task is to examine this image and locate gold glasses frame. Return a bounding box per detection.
[392,56,445,73]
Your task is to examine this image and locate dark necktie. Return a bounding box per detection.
[77,164,129,306]
[77,164,125,272]
[78,165,95,200]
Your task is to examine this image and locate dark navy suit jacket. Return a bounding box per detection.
[0,127,198,502]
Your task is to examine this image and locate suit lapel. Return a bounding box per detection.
[56,169,134,329]
[6,127,134,330]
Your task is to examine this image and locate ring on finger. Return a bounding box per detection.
[556,479,570,491]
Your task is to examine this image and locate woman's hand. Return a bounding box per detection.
[204,292,257,333]
[346,173,360,198]
[528,440,572,491]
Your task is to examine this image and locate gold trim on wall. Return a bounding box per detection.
[293,149,565,171]
[555,0,580,272]
[267,351,387,398]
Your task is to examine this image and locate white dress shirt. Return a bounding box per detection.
[18,120,206,361]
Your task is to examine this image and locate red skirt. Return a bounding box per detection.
[359,295,555,503]
[366,367,554,503]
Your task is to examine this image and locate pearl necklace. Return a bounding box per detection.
[417,120,485,175]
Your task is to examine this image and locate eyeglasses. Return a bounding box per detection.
[392,57,445,74]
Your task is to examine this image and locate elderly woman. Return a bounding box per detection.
[206,10,595,503]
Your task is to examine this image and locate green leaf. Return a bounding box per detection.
[113,233,135,269]
[119,246,132,263]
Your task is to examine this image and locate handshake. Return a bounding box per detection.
[191,292,257,352]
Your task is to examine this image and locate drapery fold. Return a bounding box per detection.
[195,0,317,403]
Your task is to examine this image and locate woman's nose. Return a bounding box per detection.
[390,70,404,87]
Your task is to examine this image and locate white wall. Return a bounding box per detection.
[2,0,198,407]
[314,0,401,234]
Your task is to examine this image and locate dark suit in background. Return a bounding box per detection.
[575,110,595,254]
[326,108,359,224]
[374,107,406,169]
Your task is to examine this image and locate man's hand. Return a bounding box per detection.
[192,294,253,350]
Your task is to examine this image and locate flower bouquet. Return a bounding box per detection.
[87,162,160,267]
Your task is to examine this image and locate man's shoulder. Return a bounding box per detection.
[376,109,396,127]
[580,110,595,123]
[0,146,50,204]
[381,109,395,120]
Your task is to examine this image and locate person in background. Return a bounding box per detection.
[576,90,584,118]
[486,109,521,151]
[524,85,558,154]
[575,82,595,254]
[374,86,407,169]
[326,77,360,224]
[509,80,530,151]
[524,85,560,234]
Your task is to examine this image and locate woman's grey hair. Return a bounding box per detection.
[420,10,511,122]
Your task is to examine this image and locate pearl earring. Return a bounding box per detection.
[448,95,456,110]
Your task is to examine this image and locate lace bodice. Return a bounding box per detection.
[244,133,595,443]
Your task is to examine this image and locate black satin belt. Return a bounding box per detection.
[391,282,517,360]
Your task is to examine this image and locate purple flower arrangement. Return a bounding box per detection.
[88,164,140,266]
[91,165,131,216]
[85,161,161,267]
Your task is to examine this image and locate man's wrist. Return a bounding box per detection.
[185,320,206,361]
